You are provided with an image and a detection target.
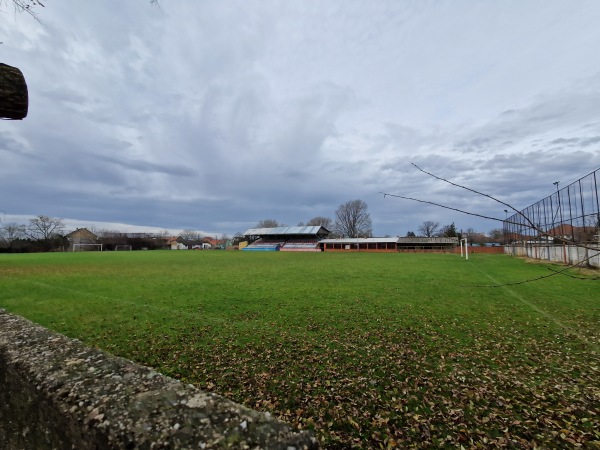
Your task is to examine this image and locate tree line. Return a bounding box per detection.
[251,199,502,242]
[252,199,373,239]
[409,220,503,243]
[0,215,68,252]
[1,205,502,253]
[0,215,192,252]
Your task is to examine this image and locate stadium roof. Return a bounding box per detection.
[397,237,459,244]
[319,237,459,244]
[243,226,329,236]
[319,237,399,244]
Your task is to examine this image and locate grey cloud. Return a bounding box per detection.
[0,134,29,157]
[547,136,600,148]
[579,136,600,146]
[94,154,196,177]
[4,1,600,237]
[549,137,580,145]
[451,77,600,155]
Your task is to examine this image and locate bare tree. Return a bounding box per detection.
[27,215,65,250]
[418,220,439,237]
[179,229,202,248]
[179,229,202,240]
[334,200,373,238]
[306,216,334,230]
[488,228,504,242]
[256,219,281,228]
[0,222,26,249]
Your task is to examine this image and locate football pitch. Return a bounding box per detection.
[1,251,598,448]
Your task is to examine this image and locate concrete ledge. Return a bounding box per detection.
[0,309,318,449]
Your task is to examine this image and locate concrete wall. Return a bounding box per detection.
[452,246,504,255]
[0,309,318,450]
[504,243,600,268]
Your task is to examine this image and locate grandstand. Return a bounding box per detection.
[242,226,329,252]
[242,227,458,253]
[319,236,458,252]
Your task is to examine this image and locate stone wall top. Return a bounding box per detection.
[0,309,318,449]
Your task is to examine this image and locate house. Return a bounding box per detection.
[201,237,219,249]
[65,228,100,251]
[65,228,98,245]
[544,224,596,242]
[166,237,187,250]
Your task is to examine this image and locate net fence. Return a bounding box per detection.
[504,168,600,244]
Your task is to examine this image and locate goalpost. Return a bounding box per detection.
[115,244,133,251]
[460,238,469,260]
[72,243,103,252]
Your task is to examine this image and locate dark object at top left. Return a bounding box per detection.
[0,63,29,120]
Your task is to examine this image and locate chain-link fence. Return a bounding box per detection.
[504,168,600,244]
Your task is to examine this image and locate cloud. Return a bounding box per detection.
[2,1,600,237]
[579,136,600,147]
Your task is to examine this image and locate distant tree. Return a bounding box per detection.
[94,228,128,251]
[179,229,202,248]
[333,200,372,238]
[462,227,475,240]
[180,229,202,241]
[306,216,334,230]
[489,228,504,242]
[418,220,439,237]
[257,219,281,228]
[27,215,65,250]
[438,222,458,238]
[156,230,171,249]
[232,232,245,246]
[0,221,26,249]
[406,231,416,237]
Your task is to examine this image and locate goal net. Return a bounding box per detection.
[115,244,133,251]
[72,244,103,252]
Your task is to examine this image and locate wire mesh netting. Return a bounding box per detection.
[504,168,600,244]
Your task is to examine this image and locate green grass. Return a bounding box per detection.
[1,251,598,448]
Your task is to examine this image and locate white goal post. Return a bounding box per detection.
[115,244,133,251]
[72,243,103,252]
[460,238,469,260]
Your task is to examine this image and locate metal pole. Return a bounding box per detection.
[503,210,508,245]
[554,181,565,235]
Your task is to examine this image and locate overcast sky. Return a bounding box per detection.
[2,1,600,237]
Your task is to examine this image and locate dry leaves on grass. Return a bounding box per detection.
[104,319,600,449]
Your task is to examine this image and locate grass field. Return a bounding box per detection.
[0,251,598,448]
